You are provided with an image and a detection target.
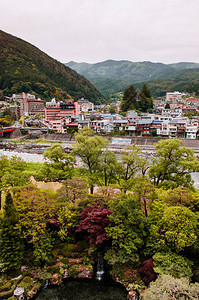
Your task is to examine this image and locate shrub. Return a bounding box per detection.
[139,258,157,285]
[59,244,74,257]
[68,265,79,278]
[141,275,199,300]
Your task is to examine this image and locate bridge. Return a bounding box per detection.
[0,126,48,137]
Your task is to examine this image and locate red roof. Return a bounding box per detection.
[67,123,78,126]
[0,129,15,133]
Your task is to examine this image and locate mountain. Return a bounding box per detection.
[0,30,106,104]
[65,60,199,96]
[133,68,199,97]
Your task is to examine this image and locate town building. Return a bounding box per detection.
[12,93,44,116]
[77,98,94,114]
[45,98,77,122]
[166,91,184,102]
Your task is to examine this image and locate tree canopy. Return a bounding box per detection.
[148,138,199,188]
[120,85,138,112]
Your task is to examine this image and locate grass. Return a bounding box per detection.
[32,138,61,144]
[6,138,31,144]
[4,138,61,145]
[23,162,44,178]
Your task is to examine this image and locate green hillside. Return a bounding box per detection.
[66,60,199,97]
[133,68,199,97]
[0,30,106,104]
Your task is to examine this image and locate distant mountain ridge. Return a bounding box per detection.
[65,60,199,96]
[0,30,105,104]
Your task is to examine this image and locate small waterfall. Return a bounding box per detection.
[96,252,105,281]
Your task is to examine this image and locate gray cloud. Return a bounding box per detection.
[1,0,199,63]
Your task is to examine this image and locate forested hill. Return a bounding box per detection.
[66,60,199,96]
[133,68,199,97]
[0,30,105,104]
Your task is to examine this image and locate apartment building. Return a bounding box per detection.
[77,98,94,114]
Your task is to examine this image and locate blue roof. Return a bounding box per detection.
[152,120,163,124]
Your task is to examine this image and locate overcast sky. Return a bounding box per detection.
[1,0,199,64]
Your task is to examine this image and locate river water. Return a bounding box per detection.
[34,278,127,300]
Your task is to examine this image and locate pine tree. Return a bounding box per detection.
[120,85,138,112]
[0,192,24,273]
[138,84,153,112]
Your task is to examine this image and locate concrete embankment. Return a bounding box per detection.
[41,133,199,153]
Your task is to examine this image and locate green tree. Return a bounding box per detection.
[132,178,157,216]
[0,192,24,272]
[100,150,120,186]
[72,127,109,193]
[153,252,193,280]
[138,84,153,112]
[13,185,59,266]
[118,144,147,191]
[33,232,53,267]
[0,155,29,209]
[41,143,76,181]
[158,187,195,207]
[56,178,89,241]
[105,194,147,265]
[148,138,199,188]
[120,85,138,112]
[148,203,198,253]
[108,106,116,114]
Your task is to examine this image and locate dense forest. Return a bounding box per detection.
[0,130,199,299]
[0,30,106,104]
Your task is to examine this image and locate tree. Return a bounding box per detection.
[0,155,29,209]
[158,187,195,207]
[76,202,111,246]
[105,194,147,265]
[12,185,60,266]
[132,178,157,216]
[165,102,170,109]
[148,204,198,253]
[148,138,199,188]
[108,106,116,114]
[41,143,76,181]
[120,85,138,112]
[56,178,89,241]
[100,150,120,186]
[138,84,153,112]
[153,251,193,280]
[118,144,148,191]
[72,127,109,193]
[142,275,199,300]
[0,192,24,272]
[1,156,29,189]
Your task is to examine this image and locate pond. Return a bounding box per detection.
[34,278,128,300]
